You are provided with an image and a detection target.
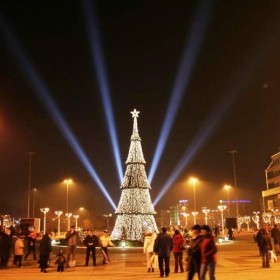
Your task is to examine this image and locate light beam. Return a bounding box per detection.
[83,0,124,184]
[148,0,217,184]
[0,16,117,210]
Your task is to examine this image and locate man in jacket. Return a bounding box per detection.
[271,224,280,256]
[39,232,52,273]
[153,227,173,278]
[84,230,99,266]
[65,225,80,267]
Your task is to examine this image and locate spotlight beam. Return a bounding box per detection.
[148,0,217,184]
[0,16,117,210]
[83,0,124,184]
[154,42,272,206]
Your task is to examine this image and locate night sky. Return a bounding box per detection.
[0,0,280,218]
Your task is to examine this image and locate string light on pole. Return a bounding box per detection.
[202,208,210,225]
[217,205,227,234]
[54,211,63,235]
[65,213,72,231]
[40,208,49,234]
[73,215,79,230]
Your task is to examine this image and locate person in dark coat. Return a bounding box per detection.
[0,228,12,269]
[83,230,99,266]
[153,227,173,278]
[187,225,203,280]
[270,224,280,256]
[172,229,185,273]
[39,233,52,273]
[24,231,37,261]
[260,228,272,268]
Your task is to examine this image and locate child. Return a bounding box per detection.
[14,236,24,268]
[55,250,66,272]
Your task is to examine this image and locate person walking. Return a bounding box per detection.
[153,227,173,278]
[200,225,217,280]
[14,236,24,268]
[270,224,280,256]
[0,227,12,269]
[143,230,156,272]
[24,230,37,261]
[260,228,272,268]
[99,230,115,264]
[186,225,203,280]
[172,229,185,273]
[84,230,99,266]
[65,225,80,267]
[39,232,52,273]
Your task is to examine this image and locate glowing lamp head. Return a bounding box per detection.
[190,178,198,184]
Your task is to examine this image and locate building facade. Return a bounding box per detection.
[263,151,280,211]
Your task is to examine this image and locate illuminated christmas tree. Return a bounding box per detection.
[110,109,158,241]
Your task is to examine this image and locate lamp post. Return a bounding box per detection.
[217,205,227,235]
[252,211,260,229]
[190,178,198,212]
[191,211,198,225]
[73,215,79,230]
[103,213,112,231]
[32,188,37,218]
[55,211,63,235]
[65,213,72,231]
[26,152,35,218]
[224,185,231,217]
[229,150,239,229]
[64,179,72,214]
[40,208,49,234]
[202,209,210,225]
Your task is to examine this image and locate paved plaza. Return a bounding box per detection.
[1,232,280,280]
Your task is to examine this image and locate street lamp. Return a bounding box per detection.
[229,150,239,228]
[32,188,37,218]
[252,211,260,229]
[202,209,210,225]
[217,205,227,235]
[40,207,49,234]
[65,213,72,231]
[54,211,63,235]
[190,178,198,212]
[73,215,79,229]
[224,185,231,217]
[64,179,72,214]
[191,211,198,225]
[26,152,35,218]
[103,213,112,231]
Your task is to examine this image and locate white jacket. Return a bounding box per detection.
[143,235,155,253]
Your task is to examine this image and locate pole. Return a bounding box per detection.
[193,181,196,212]
[27,152,35,218]
[229,150,239,229]
[67,181,69,214]
[32,188,36,218]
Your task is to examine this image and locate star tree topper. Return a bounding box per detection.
[131,109,140,118]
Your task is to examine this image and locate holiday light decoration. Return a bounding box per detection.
[110,109,158,241]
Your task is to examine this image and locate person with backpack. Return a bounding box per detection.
[260,228,272,268]
[84,230,99,267]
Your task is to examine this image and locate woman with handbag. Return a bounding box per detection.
[172,229,186,273]
[143,230,156,272]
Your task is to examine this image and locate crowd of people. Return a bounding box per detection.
[1,223,220,278]
[255,224,280,268]
[0,224,114,273]
[144,224,218,279]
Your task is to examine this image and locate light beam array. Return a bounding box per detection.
[148,0,217,184]
[0,16,117,210]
